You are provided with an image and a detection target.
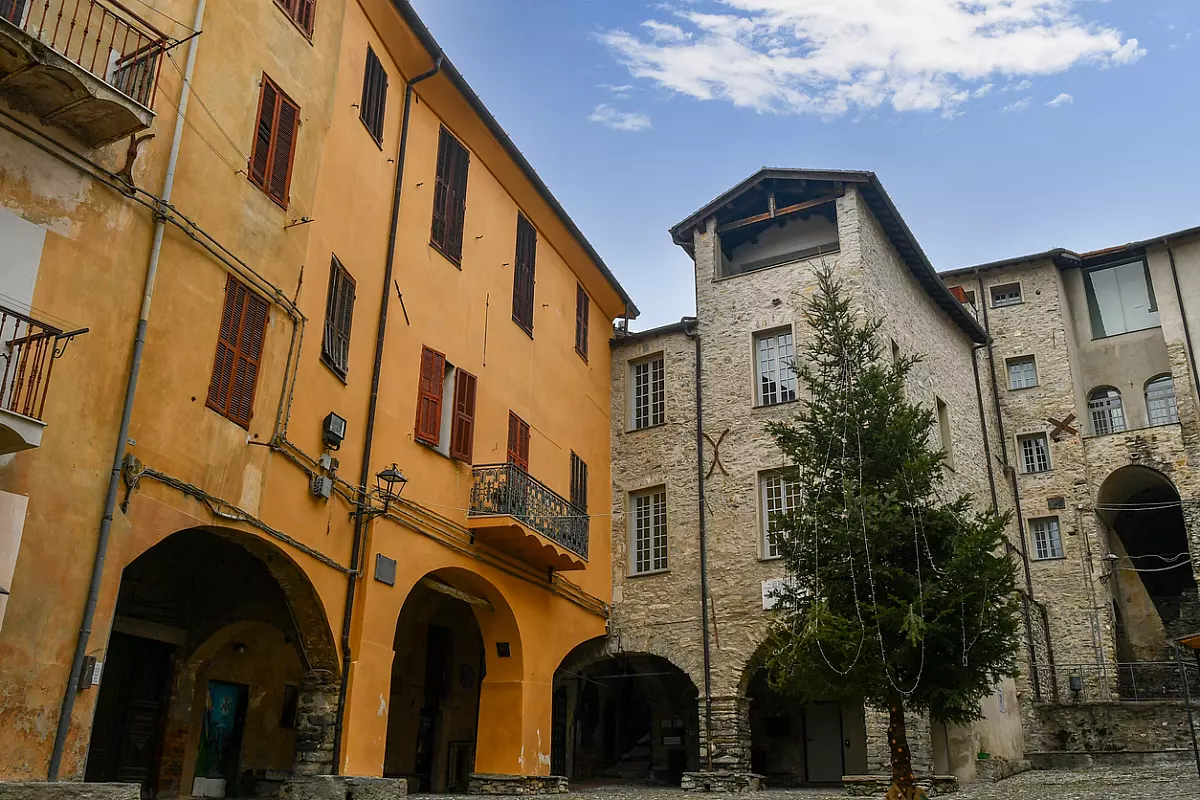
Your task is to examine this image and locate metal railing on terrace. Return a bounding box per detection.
[469,463,589,559]
[0,0,169,107]
[1033,661,1200,704]
[1,302,84,423]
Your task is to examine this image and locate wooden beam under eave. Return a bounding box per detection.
[716,191,844,236]
[420,577,495,611]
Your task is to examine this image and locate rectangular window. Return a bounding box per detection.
[1006,356,1038,390]
[449,369,477,463]
[414,346,446,446]
[1018,433,1051,474]
[570,452,588,512]
[631,355,665,430]
[274,0,316,37]
[990,283,1022,308]
[632,489,668,575]
[207,276,269,428]
[507,411,530,471]
[1084,260,1160,338]
[1030,517,1064,560]
[249,75,300,209]
[359,45,388,144]
[431,127,470,264]
[321,256,355,378]
[936,397,953,469]
[512,214,537,334]
[756,330,797,406]
[575,284,590,361]
[1088,389,1126,436]
[761,471,800,559]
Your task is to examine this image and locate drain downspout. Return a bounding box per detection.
[1165,239,1200,403]
[330,54,443,773]
[47,0,208,780]
[972,341,1000,513]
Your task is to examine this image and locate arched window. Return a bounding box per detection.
[1145,375,1180,426]
[1088,387,1126,435]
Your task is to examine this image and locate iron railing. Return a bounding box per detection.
[0,0,169,107]
[1033,660,1200,704]
[1,303,84,423]
[469,463,589,559]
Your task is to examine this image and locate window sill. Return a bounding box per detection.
[714,248,841,283]
[1007,385,1040,392]
[1089,324,1163,342]
[991,301,1024,309]
[429,242,463,269]
[416,438,453,461]
[754,398,799,410]
[1031,555,1067,563]
[512,317,534,340]
[320,354,349,384]
[274,3,316,44]
[627,422,668,434]
[1020,470,1053,477]
[628,568,670,579]
[759,554,783,563]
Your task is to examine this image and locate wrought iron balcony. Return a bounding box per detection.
[469,463,589,565]
[0,0,169,146]
[0,301,86,454]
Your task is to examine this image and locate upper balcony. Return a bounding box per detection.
[1,301,86,455]
[0,1,169,147]
[467,463,589,572]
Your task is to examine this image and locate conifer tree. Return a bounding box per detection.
[762,268,1021,800]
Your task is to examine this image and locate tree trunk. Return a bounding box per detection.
[884,700,928,800]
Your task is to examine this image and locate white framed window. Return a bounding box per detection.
[990,283,1022,308]
[760,471,801,559]
[1083,259,1159,338]
[1088,387,1126,435]
[755,329,797,406]
[1146,375,1180,427]
[1018,433,1050,474]
[1030,517,1064,560]
[1007,356,1038,390]
[631,355,665,430]
[631,488,668,575]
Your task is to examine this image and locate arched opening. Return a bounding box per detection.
[1088,387,1126,435]
[1099,465,1198,660]
[383,569,522,793]
[1145,374,1181,427]
[85,527,339,799]
[551,642,699,786]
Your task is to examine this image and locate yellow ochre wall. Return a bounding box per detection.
[0,0,621,782]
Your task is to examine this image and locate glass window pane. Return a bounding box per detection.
[1146,376,1180,426]
[1085,260,1160,338]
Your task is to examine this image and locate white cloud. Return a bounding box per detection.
[588,104,653,131]
[1003,97,1033,113]
[1046,92,1074,107]
[598,1,1145,117]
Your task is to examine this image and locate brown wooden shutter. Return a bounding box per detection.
[207,276,268,428]
[575,284,589,360]
[449,370,477,463]
[430,127,469,263]
[570,452,588,512]
[269,96,299,206]
[507,411,529,471]
[249,76,299,208]
[322,257,355,377]
[360,46,388,143]
[249,80,277,189]
[297,0,315,35]
[415,346,446,445]
[512,214,536,333]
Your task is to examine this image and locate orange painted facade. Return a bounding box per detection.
[0,0,629,788]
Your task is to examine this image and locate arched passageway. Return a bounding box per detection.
[1098,466,1199,660]
[552,645,699,785]
[85,527,340,799]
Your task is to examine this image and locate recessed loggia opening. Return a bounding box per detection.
[714,181,842,279]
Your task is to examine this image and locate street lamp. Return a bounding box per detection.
[371,464,408,516]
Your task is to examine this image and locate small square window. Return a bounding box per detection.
[1030,517,1064,560]
[991,283,1022,308]
[1006,356,1038,390]
[1018,433,1051,474]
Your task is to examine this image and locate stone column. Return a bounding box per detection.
[294,677,340,776]
[697,696,752,772]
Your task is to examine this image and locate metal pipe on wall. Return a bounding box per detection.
[48,0,209,781]
[1164,240,1200,405]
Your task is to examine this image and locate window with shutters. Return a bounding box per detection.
[630,354,665,430]
[414,346,446,447]
[512,214,537,335]
[431,127,469,265]
[449,369,477,463]
[570,452,588,512]
[507,411,530,471]
[574,284,590,361]
[249,75,300,209]
[321,256,355,379]
[413,345,476,459]
[207,276,269,428]
[360,45,388,145]
[274,0,316,38]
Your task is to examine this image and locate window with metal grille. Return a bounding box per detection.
[507,411,530,471]
[1018,433,1051,474]
[431,127,469,264]
[321,256,355,378]
[575,284,589,361]
[1030,517,1064,560]
[990,283,1022,307]
[760,471,800,559]
[359,45,388,144]
[414,346,446,446]
[249,75,300,208]
[755,329,797,406]
[1146,375,1180,427]
[1007,356,1038,390]
[570,452,588,512]
[632,489,667,575]
[512,214,537,334]
[207,276,269,428]
[1088,387,1126,435]
[274,0,316,37]
[631,355,665,430]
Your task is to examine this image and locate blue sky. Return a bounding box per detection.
[408,1,1200,329]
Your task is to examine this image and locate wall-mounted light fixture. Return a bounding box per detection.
[323,412,347,450]
[361,464,408,521]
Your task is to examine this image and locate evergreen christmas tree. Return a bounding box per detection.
[762,268,1022,800]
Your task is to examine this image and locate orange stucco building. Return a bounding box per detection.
[0,0,633,793]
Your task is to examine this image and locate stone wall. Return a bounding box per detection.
[1023,702,1199,755]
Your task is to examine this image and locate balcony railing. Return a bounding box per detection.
[1,0,169,107]
[469,463,589,559]
[1,303,83,423]
[1033,660,1200,704]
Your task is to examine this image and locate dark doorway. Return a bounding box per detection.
[85,632,174,791]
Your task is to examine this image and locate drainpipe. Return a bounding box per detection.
[47,0,208,781]
[972,342,1000,513]
[330,54,443,774]
[684,321,714,771]
[1164,239,1200,404]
